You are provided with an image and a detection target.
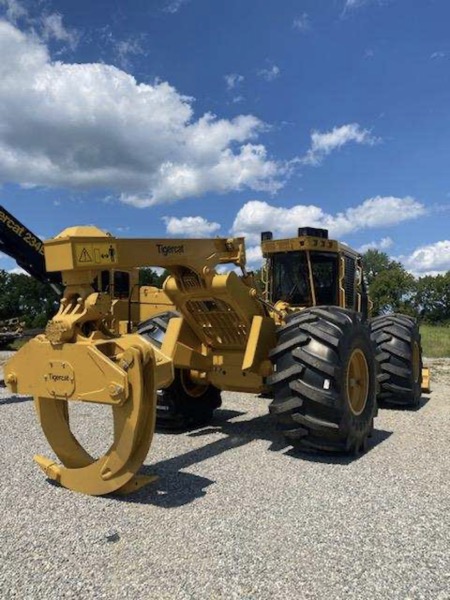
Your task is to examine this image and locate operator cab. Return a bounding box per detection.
[261,227,369,316]
[269,249,339,306]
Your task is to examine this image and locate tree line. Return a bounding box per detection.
[0,255,448,328]
[362,249,450,324]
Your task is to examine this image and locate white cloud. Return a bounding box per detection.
[344,0,370,9]
[343,0,392,13]
[358,236,393,253]
[1,2,79,50]
[258,64,280,82]
[232,196,425,246]
[164,0,189,13]
[163,215,221,237]
[9,266,27,275]
[225,73,244,90]
[0,0,26,23]
[400,241,450,276]
[302,123,378,166]
[293,13,310,32]
[114,37,146,69]
[245,244,263,267]
[430,51,446,60]
[163,0,189,15]
[40,13,78,49]
[0,21,286,207]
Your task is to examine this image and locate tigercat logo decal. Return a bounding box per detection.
[156,244,184,256]
[50,375,70,382]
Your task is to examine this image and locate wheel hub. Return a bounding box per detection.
[346,348,369,416]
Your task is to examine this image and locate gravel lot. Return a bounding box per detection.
[0,354,449,600]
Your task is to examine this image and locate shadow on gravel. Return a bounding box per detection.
[378,395,430,412]
[118,408,393,507]
[154,410,244,435]
[284,428,393,465]
[0,395,31,406]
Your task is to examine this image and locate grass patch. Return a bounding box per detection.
[420,324,450,358]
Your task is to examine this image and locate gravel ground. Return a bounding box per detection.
[0,354,449,600]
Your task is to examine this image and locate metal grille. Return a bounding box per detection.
[344,256,356,309]
[185,298,248,347]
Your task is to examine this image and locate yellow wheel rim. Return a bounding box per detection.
[180,370,208,398]
[346,349,369,416]
[412,341,420,383]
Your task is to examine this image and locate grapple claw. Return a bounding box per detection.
[6,333,173,496]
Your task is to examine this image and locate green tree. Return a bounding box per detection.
[414,272,450,324]
[139,268,168,288]
[361,250,416,316]
[362,249,392,287]
[0,270,59,326]
[369,268,416,316]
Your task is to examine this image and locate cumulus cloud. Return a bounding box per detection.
[0,21,285,206]
[163,215,221,237]
[302,123,378,166]
[400,241,450,276]
[232,196,425,246]
[358,236,393,253]
[258,64,280,82]
[245,244,263,267]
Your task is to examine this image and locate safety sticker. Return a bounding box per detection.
[75,243,118,266]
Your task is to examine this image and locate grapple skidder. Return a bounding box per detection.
[5,225,428,495]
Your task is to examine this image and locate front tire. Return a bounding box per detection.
[156,369,222,429]
[138,312,222,429]
[370,314,422,408]
[268,307,378,454]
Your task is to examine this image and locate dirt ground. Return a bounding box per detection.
[1,350,449,599]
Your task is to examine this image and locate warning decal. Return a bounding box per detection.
[78,248,93,263]
[75,243,118,267]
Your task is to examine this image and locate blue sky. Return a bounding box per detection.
[0,0,449,275]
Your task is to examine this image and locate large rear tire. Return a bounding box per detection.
[268,307,377,454]
[138,312,222,429]
[370,314,422,408]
